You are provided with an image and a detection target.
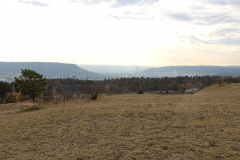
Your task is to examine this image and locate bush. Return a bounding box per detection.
[3,92,19,103]
[63,91,74,101]
[138,90,144,94]
[18,93,31,102]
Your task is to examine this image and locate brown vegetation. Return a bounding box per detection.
[0,83,240,159]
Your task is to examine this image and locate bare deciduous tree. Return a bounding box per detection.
[79,81,106,100]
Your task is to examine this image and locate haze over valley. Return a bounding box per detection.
[1,62,240,83]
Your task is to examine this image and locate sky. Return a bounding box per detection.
[0,0,240,67]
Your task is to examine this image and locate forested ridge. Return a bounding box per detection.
[45,75,238,94]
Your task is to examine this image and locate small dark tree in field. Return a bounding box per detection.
[15,69,48,101]
[0,81,11,104]
[138,90,144,94]
[79,81,106,100]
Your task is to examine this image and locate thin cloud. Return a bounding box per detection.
[178,33,240,45]
[70,0,158,7]
[121,11,146,15]
[108,9,154,21]
[18,0,29,4]
[203,38,240,45]
[108,14,154,21]
[18,0,48,7]
[177,34,203,44]
[168,13,192,22]
[116,0,142,6]
[217,38,240,45]
[207,28,240,45]
[71,0,112,5]
[211,28,240,36]
[106,0,158,7]
[234,51,240,54]
[167,6,239,25]
[195,13,239,25]
[31,1,48,7]
[207,0,240,5]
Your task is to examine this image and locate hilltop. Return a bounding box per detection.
[142,66,240,77]
[0,62,106,81]
[0,83,240,159]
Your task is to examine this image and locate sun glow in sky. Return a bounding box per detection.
[0,0,240,66]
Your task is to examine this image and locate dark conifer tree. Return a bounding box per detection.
[15,69,48,101]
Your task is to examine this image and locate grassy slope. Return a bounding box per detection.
[1,84,240,159]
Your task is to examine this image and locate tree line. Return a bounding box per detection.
[1,69,240,104]
[46,75,237,93]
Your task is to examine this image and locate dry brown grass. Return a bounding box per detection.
[1,83,240,159]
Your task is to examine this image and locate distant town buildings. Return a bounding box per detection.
[0,73,21,83]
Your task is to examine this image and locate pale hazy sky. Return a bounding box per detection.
[0,0,240,66]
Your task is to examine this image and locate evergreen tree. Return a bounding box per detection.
[0,81,11,104]
[15,69,48,101]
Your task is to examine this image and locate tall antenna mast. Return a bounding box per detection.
[137,66,139,77]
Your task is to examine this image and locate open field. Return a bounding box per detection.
[1,84,240,159]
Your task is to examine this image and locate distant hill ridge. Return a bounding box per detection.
[0,62,105,79]
[142,66,240,77]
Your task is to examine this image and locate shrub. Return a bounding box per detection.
[3,92,19,103]
[18,92,31,102]
[138,90,144,94]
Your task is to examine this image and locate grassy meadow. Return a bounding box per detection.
[1,84,240,159]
